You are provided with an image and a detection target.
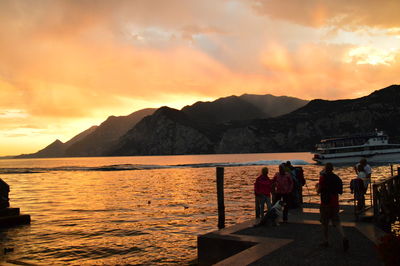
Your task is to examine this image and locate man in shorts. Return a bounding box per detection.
[317,163,349,251]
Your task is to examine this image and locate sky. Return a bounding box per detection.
[1,0,400,156]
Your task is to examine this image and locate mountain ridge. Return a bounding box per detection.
[15,86,399,158]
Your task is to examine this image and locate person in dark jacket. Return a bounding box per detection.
[316,163,349,251]
[254,167,272,219]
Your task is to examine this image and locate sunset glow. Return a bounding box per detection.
[1,0,400,156]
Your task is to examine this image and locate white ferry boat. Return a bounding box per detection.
[313,131,400,164]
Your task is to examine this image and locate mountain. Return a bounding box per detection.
[65,108,156,157]
[239,94,309,118]
[111,84,400,156]
[16,86,400,157]
[110,94,308,156]
[181,96,266,124]
[19,94,306,158]
[216,84,400,153]
[65,126,98,147]
[110,107,224,155]
[181,94,308,123]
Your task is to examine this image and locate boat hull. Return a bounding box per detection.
[313,151,400,165]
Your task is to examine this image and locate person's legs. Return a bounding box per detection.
[282,194,290,221]
[260,195,268,218]
[356,195,363,210]
[255,196,261,218]
[360,193,365,209]
[320,205,330,246]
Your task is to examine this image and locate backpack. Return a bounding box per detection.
[321,173,342,194]
[320,173,343,204]
[294,167,306,186]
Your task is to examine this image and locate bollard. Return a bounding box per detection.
[216,167,225,229]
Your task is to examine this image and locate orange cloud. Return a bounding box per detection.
[250,0,400,30]
[1,0,400,156]
[260,42,400,99]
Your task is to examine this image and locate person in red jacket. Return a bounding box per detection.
[254,167,272,219]
[272,163,294,222]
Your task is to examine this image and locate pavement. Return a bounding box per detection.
[198,203,386,266]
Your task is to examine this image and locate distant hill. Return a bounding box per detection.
[15,126,98,159]
[16,108,156,158]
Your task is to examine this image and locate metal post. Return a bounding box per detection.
[216,167,225,229]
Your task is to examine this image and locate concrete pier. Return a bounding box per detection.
[0,207,30,228]
[198,203,385,265]
[0,179,31,228]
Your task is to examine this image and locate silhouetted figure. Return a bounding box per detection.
[285,161,305,208]
[272,164,293,222]
[317,163,348,251]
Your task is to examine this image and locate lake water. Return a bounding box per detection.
[0,153,397,265]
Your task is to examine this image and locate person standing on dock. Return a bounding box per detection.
[317,163,349,251]
[354,158,372,182]
[272,164,293,222]
[254,167,272,219]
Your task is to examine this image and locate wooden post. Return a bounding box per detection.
[390,164,394,176]
[216,167,225,229]
[398,167,400,176]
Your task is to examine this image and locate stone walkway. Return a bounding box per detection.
[239,223,381,266]
[198,203,386,265]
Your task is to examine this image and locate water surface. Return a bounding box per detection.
[0,153,396,264]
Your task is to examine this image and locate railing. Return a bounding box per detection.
[372,167,400,232]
